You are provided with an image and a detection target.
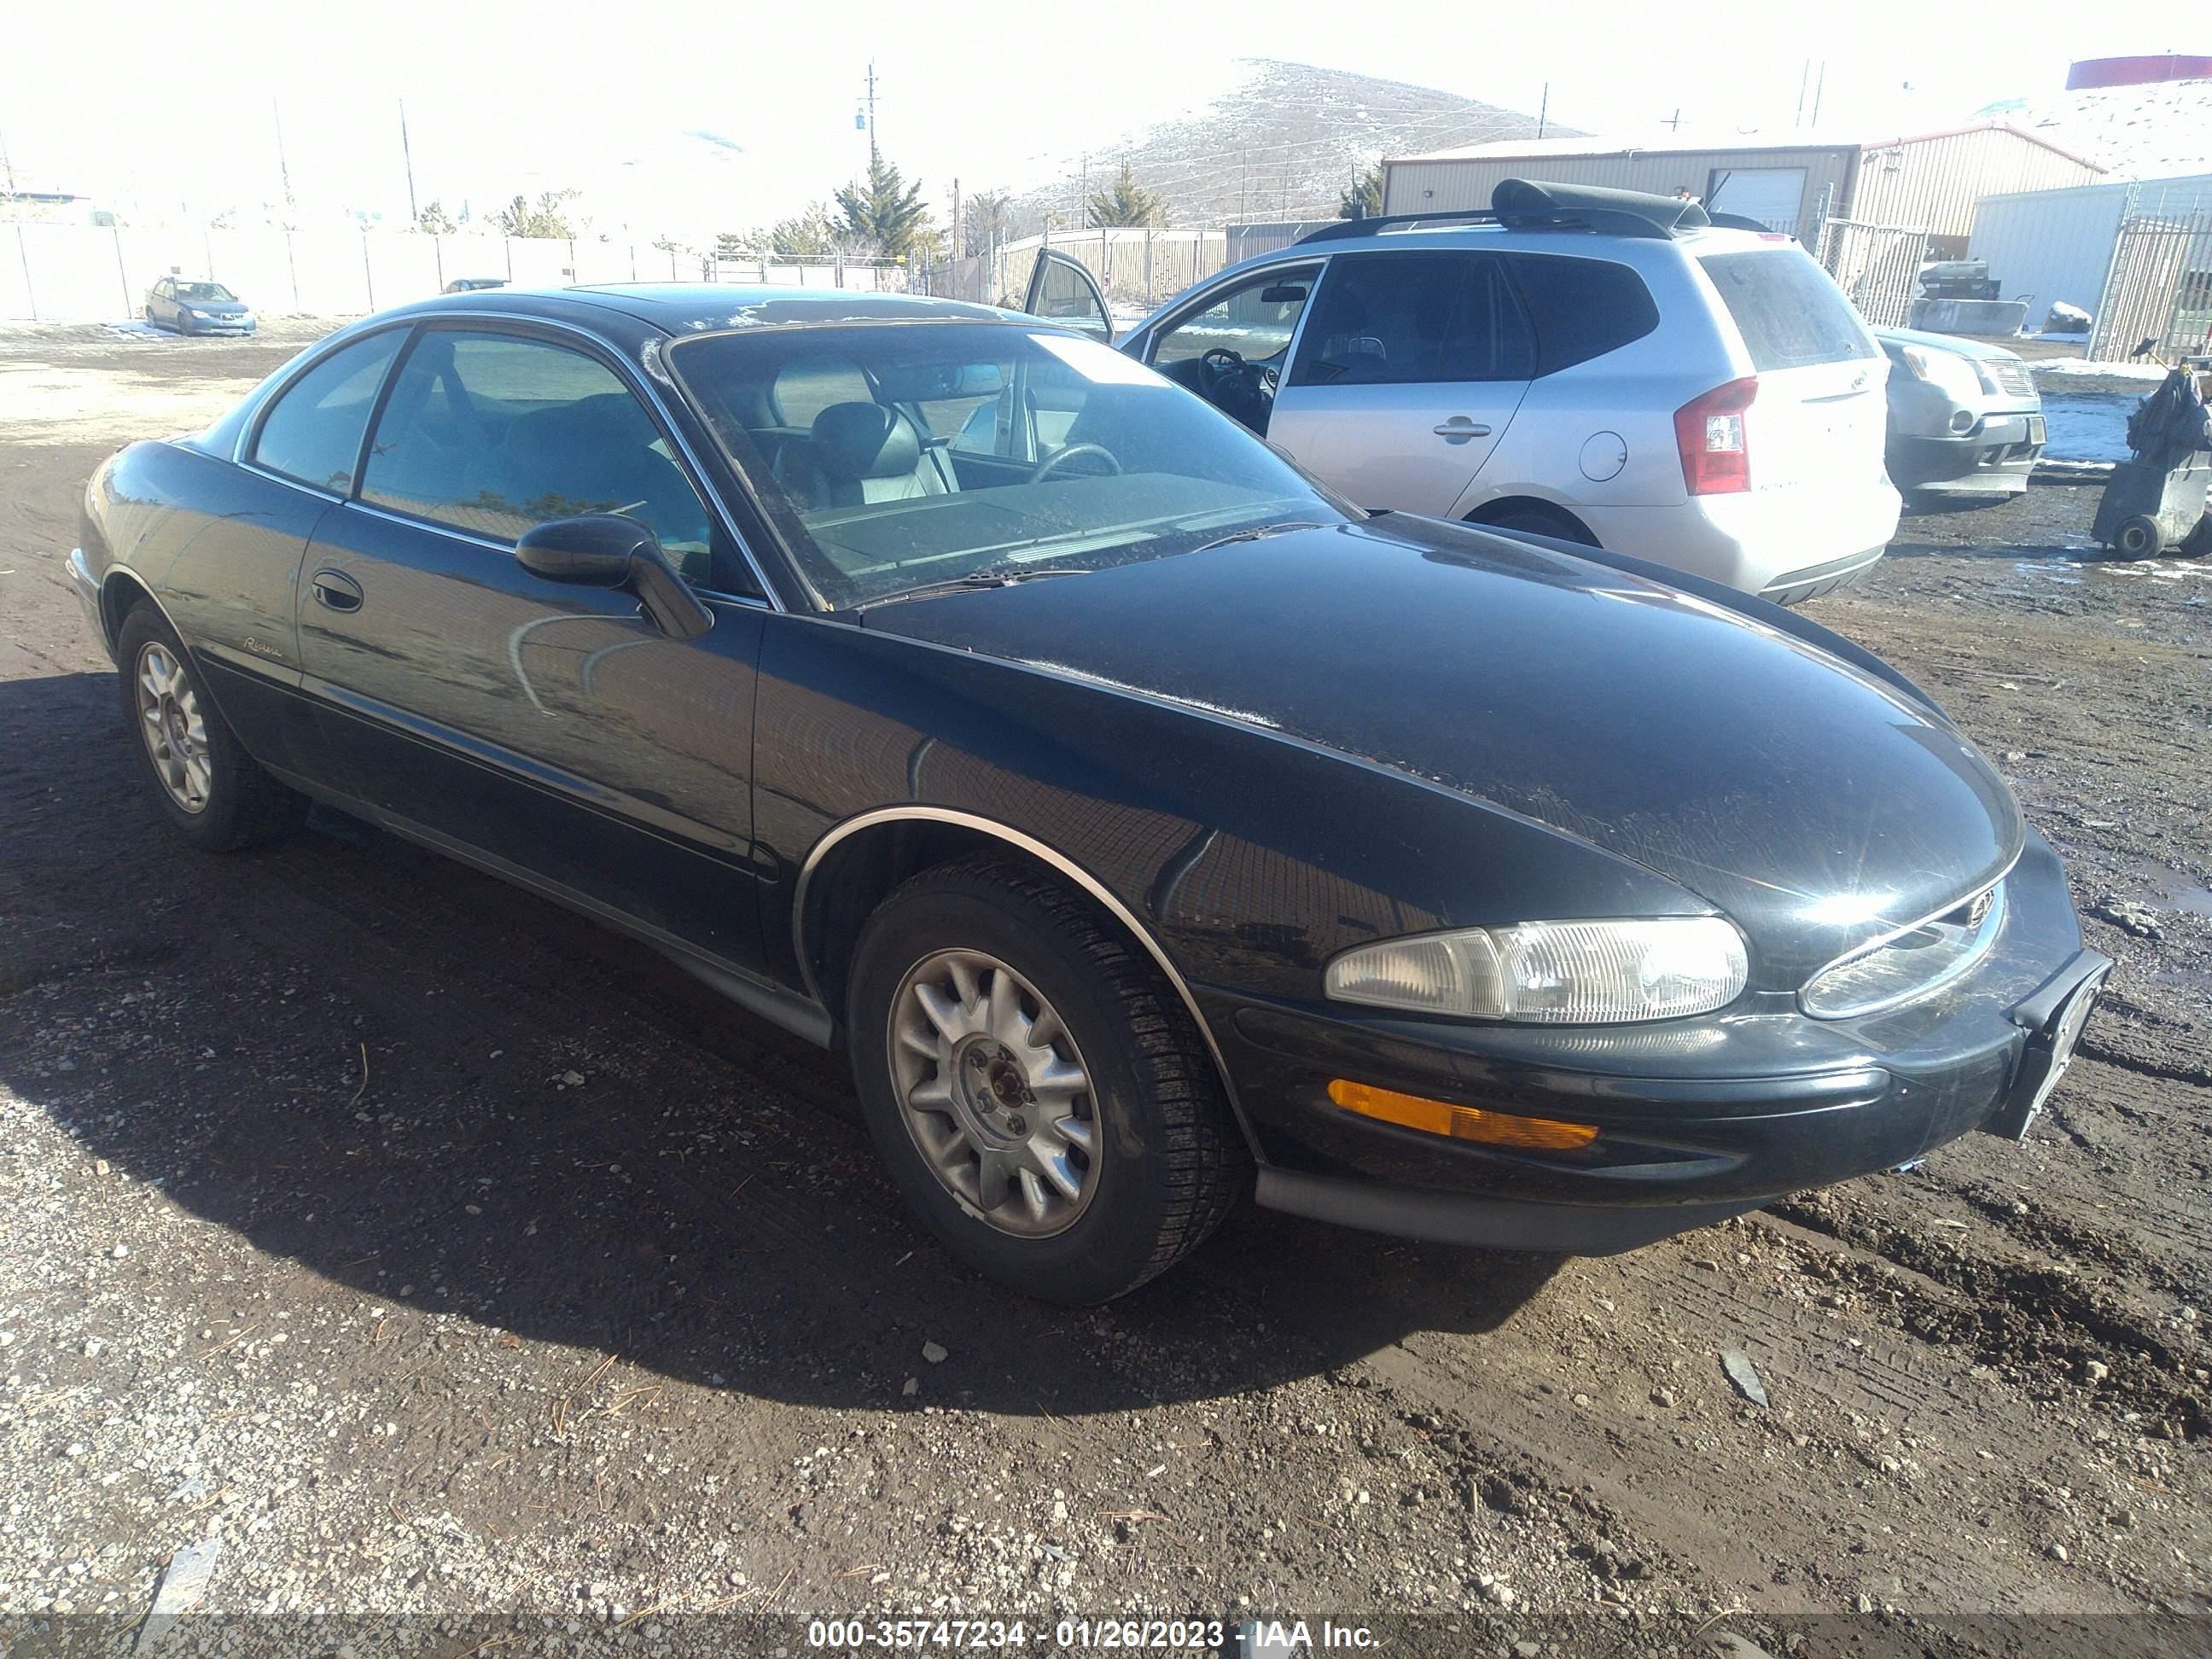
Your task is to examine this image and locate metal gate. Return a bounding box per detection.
[1816,218,1930,329]
[2089,210,2212,362]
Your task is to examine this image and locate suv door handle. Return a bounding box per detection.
[310,569,364,613]
[1434,418,1493,440]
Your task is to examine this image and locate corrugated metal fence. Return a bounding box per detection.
[2088,211,2212,361]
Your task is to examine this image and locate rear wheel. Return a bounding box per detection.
[1473,504,1600,547]
[116,605,308,851]
[847,856,1248,1303]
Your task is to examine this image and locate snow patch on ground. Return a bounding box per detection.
[2033,358,2171,381]
[2040,391,2137,463]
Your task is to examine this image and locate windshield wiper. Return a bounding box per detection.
[852,567,1092,611]
[1189,520,1326,554]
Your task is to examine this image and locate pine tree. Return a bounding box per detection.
[835,147,933,261]
[963,189,1013,257]
[494,190,579,239]
[1337,165,1384,220]
[1086,163,1167,228]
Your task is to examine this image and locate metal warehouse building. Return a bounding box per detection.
[1970,173,2212,317]
[1383,124,2103,255]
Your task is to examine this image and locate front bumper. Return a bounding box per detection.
[1212,829,2102,1254]
[1889,409,2044,493]
[65,547,112,661]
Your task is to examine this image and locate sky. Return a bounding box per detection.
[2,0,2196,240]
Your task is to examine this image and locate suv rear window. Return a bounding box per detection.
[1499,254,1660,374]
[1698,248,1877,370]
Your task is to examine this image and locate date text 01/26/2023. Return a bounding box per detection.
[803,1618,1378,1651]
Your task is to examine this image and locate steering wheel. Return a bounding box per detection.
[1027,442,1122,484]
[1198,348,1273,431]
[1198,347,1250,398]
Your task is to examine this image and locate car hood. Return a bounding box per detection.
[1876,325,2023,365]
[863,517,2024,984]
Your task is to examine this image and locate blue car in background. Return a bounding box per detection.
[145,276,257,336]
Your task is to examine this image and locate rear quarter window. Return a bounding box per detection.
[1698,248,1877,370]
[1500,254,1660,375]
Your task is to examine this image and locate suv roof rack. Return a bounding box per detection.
[1297,208,1499,245]
[1298,178,1740,247]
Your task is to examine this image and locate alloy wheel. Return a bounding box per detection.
[135,642,212,813]
[888,948,1100,1238]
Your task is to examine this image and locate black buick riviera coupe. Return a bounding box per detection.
[69,284,2110,1303]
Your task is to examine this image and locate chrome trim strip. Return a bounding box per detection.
[236,461,346,505]
[1799,864,2017,1019]
[342,496,514,554]
[791,805,1249,1132]
[1811,853,2020,971]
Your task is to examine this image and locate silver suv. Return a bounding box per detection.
[1024,180,1901,604]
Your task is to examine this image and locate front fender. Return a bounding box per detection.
[754,614,1713,1009]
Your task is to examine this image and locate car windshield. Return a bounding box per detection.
[176,282,236,303]
[667,323,1343,608]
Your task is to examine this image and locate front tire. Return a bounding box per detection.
[116,605,308,851]
[847,856,1249,1304]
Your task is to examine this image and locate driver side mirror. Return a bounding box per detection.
[515,515,714,642]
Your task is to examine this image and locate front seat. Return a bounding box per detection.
[786,402,955,508]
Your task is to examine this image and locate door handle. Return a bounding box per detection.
[1434,418,1493,440]
[310,569,364,613]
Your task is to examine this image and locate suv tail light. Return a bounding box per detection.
[1674,376,1757,495]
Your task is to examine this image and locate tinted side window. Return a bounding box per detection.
[360,331,714,571]
[249,329,404,492]
[1501,255,1661,375]
[1697,248,1877,370]
[1288,253,1534,387]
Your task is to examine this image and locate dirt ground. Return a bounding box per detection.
[0,323,2207,1656]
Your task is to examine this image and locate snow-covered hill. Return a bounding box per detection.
[1977,78,2212,180]
[1009,59,1567,230]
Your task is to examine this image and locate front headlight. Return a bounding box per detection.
[1801,882,2005,1019]
[1901,345,1984,405]
[1324,917,1748,1024]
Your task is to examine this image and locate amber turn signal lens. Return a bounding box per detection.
[1327,1080,1598,1150]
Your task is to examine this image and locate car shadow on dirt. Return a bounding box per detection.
[0,668,1565,1420]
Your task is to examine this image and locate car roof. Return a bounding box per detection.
[399,282,1024,337]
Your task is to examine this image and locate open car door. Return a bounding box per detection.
[1022,248,1114,345]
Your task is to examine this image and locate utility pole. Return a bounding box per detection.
[1662,108,1683,132]
[1536,83,1549,140]
[862,61,879,149]
[0,125,15,197]
[1810,61,1827,127]
[399,98,418,227]
[1796,60,1811,127]
[952,177,961,273]
[272,98,294,220]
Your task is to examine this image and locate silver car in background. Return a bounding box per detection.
[1876,327,2045,499]
[1059,180,1901,605]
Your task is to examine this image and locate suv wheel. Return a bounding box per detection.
[847,856,1249,1303]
